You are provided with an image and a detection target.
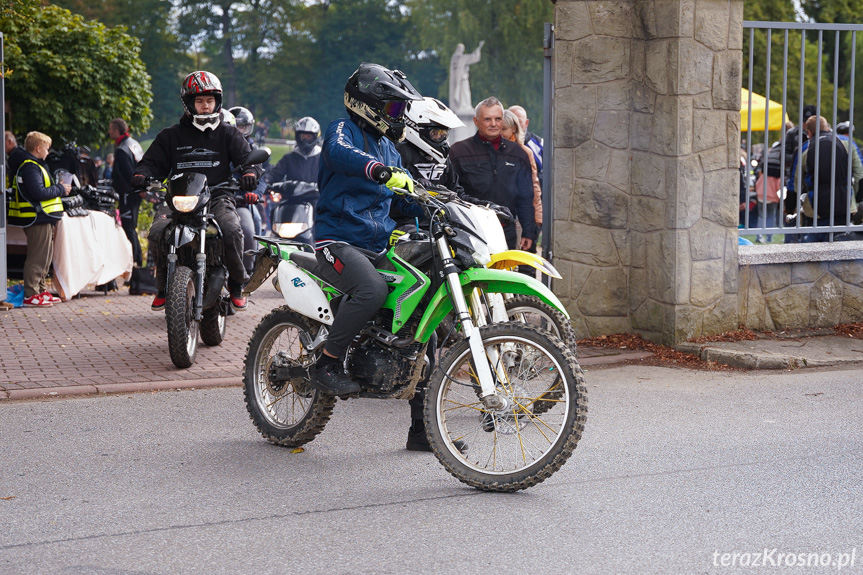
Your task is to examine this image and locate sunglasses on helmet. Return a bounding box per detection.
[382,101,407,120]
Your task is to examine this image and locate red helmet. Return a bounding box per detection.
[180,71,223,131]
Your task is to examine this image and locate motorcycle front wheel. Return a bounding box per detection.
[166,265,199,368]
[424,322,587,492]
[243,307,336,447]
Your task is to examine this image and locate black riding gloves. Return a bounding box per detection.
[131,174,147,189]
[240,170,258,192]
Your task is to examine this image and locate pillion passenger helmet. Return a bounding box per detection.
[229,106,255,137]
[344,62,422,143]
[181,71,223,132]
[404,97,465,164]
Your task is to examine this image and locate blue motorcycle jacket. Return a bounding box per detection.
[315,117,421,252]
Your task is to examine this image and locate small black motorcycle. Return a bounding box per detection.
[152,148,269,368]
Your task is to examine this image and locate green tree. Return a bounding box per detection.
[50,0,192,136]
[2,1,151,146]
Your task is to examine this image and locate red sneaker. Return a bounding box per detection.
[151,292,166,311]
[40,291,61,304]
[23,293,53,308]
[230,294,248,311]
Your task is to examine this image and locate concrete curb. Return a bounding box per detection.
[0,377,242,401]
[675,342,863,370]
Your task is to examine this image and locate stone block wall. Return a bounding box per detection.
[552,0,744,345]
[738,243,863,330]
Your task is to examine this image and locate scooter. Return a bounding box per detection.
[267,180,319,244]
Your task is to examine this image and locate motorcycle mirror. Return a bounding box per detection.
[244,148,271,166]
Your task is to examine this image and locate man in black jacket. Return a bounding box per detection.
[804,115,850,242]
[449,96,536,250]
[109,118,145,266]
[132,71,261,312]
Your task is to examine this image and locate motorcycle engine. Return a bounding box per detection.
[348,339,424,392]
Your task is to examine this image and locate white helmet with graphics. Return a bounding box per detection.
[403,97,464,164]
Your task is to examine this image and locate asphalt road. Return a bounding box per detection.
[1,364,861,574]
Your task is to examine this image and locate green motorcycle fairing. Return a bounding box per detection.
[413,267,569,343]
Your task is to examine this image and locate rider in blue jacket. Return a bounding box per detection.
[310,62,422,395]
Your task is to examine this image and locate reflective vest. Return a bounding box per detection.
[8,159,64,227]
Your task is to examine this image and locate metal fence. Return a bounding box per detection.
[741,20,863,243]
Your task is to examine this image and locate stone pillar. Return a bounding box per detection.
[552,0,743,345]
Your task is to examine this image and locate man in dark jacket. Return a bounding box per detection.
[109,118,145,267]
[132,71,261,312]
[449,96,537,250]
[804,115,850,242]
[263,116,322,187]
[5,131,27,190]
[8,131,71,307]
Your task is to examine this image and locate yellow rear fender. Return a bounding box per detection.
[488,250,562,279]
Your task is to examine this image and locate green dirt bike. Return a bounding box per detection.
[242,185,587,492]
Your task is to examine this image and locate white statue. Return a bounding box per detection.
[448,41,485,115]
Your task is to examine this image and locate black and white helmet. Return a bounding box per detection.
[294,116,321,156]
[181,71,223,132]
[344,62,422,142]
[404,97,464,164]
[229,106,255,137]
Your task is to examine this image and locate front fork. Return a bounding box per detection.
[436,236,507,411]
[166,226,206,322]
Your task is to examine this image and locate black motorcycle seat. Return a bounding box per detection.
[289,250,319,274]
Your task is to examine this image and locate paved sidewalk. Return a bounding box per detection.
[0,283,287,400]
[0,282,652,401]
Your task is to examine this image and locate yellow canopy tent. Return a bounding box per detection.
[741,88,789,131]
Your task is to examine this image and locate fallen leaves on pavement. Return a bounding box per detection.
[578,332,735,371]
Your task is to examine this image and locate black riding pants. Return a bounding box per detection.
[119,192,143,267]
[314,242,388,359]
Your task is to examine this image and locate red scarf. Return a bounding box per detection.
[479,134,501,151]
[114,133,129,146]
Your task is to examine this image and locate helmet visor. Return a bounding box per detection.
[428,127,449,143]
[382,100,407,120]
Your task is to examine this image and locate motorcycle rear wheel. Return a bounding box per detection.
[166,265,199,368]
[243,307,335,447]
[424,322,587,492]
[504,295,577,351]
[504,295,577,415]
[200,304,227,346]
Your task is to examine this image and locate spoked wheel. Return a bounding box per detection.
[200,303,227,346]
[504,295,577,414]
[424,322,587,492]
[243,307,336,447]
[166,265,199,368]
[504,295,577,350]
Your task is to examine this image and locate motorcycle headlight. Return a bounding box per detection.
[275,222,311,239]
[172,195,199,213]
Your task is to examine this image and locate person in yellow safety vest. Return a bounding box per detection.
[8,131,72,307]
